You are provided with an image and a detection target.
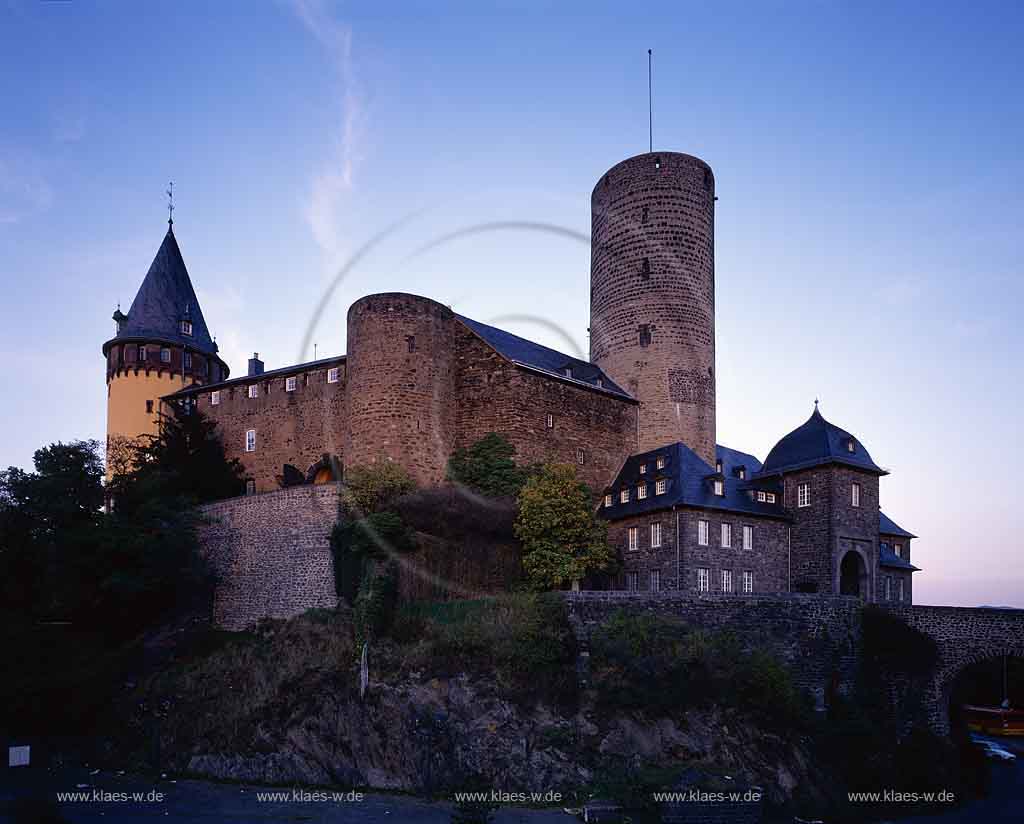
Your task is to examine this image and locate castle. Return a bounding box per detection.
[103,150,919,605]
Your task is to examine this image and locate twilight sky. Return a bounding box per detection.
[1,1,1021,607]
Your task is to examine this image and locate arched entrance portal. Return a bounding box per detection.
[306,455,341,485]
[839,550,867,597]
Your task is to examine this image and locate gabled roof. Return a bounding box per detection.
[456,314,633,400]
[165,354,346,397]
[879,544,920,571]
[879,511,917,539]
[599,441,790,521]
[756,405,886,478]
[103,227,219,357]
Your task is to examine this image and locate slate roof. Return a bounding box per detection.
[599,442,790,521]
[879,544,920,571]
[879,511,917,539]
[756,405,886,477]
[455,314,633,400]
[166,355,346,397]
[103,227,219,357]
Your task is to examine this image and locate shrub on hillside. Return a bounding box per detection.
[341,462,416,515]
[447,432,528,498]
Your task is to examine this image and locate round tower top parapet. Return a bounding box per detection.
[591,151,715,204]
[346,292,455,323]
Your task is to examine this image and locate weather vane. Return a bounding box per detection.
[166,181,174,226]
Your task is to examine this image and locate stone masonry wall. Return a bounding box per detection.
[198,485,340,631]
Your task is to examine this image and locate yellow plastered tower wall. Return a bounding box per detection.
[102,222,229,477]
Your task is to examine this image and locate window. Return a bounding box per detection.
[245,429,256,452]
[545,413,554,429]
[160,348,171,363]
[697,567,710,592]
[766,493,776,504]
[894,543,902,558]
[742,571,753,593]
[650,569,661,592]
[655,479,667,495]
[716,460,723,473]
[897,578,905,602]
[756,491,766,502]
[145,400,154,414]
[245,479,256,496]
[742,525,753,551]
[576,447,585,465]
[626,571,639,592]
[650,522,662,548]
[180,320,192,335]
[847,438,856,453]
[327,367,340,384]
[738,468,746,480]
[880,541,890,553]
[722,569,733,593]
[639,463,647,475]
[603,494,613,508]
[797,483,810,508]
[406,335,416,353]
[248,384,259,399]
[637,484,648,500]
[638,324,652,346]
[721,523,732,548]
[852,483,861,508]
[139,345,147,361]
[628,527,638,551]
[620,489,630,504]
[563,367,572,377]
[183,352,192,369]
[286,376,297,392]
[211,390,220,406]
[656,456,665,470]
[885,576,892,601]
[698,519,709,546]
[713,479,724,496]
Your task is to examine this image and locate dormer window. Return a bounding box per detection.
[847,438,856,453]
[180,320,193,336]
[563,367,572,378]
[596,378,603,388]
[655,479,667,495]
[713,479,724,496]
[756,491,766,502]
[894,543,902,558]
[637,484,648,500]
[656,456,665,470]
[286,376,297,392]
[766,492,776,504]
[160,348,171,363]
[248,384,259,399]
[639,463,647,475]
[716,460,723,473]
[620,489,630,504]
[327,367,340,384]
[738,467,746,480]
[603,494,613,508]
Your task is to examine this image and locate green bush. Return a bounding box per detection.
[447,432,526,498]
[341,462,416,515]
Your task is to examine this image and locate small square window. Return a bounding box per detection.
[545,413,554,429]
[620,489,630,504]
[211,390,220,406]
[603,494,613,508]
[637,484,647,500]
[656,456,665,470]
[628,527,638,552]
[650,522,662,548]
[756,491,766,502]
[286,376,297,392]
[655,479,667,495]
[698,519,709,546]
[248,384,259,398]
[576,447,585,465]
[327,367,340,383]
[713,480,724,496]
[245,429,256,452]
[797,483,810,508]
[766,492,776,504]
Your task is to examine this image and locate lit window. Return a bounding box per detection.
[245,429,256,452]
[766,493,776,504]
[651,522,662,548]
[160,348,171,363]
[743,571,753,593]
[698,567,710,592]
[245,479,256,496]
[576,447,585,465]
[743,525,753,551]
[713,480,724,496]
[698,519,709,546]
[655,479,667,495]
[248,384,259,399]
[545,413,554,429]
[637,484,647,500]
[620,489,630,504]
[722,570,733,593]
[180,320,192,336]
[639,463,647,475]
[721,523,732,548]
[797,483,810,508]
[894,543,902,558]
[628,527,638,551]
[286,376,297,392]
[626,571,639,592]
[852,483,861,508]
[603,494,612,508]
[327,367,340,384]
[650,569,661,592]
[656,456,665,470]
[756,491,766,502]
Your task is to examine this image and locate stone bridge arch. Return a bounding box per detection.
[887,605,1024,736]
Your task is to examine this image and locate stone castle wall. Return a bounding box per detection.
[198,485,340,631]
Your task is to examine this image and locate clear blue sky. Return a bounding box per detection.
[2,1,1021,606]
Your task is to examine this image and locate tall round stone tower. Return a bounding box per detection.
[343,293,457,486]
[589,151,716,465]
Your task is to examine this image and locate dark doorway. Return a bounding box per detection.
[839,550,866,597]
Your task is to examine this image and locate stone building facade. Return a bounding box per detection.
[104,149,920,619]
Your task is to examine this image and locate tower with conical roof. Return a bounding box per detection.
[102,222,228,471]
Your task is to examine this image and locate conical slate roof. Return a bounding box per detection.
[104,227,218,355]
[756,405,885,477]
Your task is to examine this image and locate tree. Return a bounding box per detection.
[341,461,416,516]
[514,463,616,590]
[447,432,526,498]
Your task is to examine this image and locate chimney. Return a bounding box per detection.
[248,352,264,377]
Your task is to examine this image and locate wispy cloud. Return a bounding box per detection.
[292,0,366,270]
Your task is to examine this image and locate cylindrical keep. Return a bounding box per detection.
[590,151,716,465]
[343,293,457,486]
